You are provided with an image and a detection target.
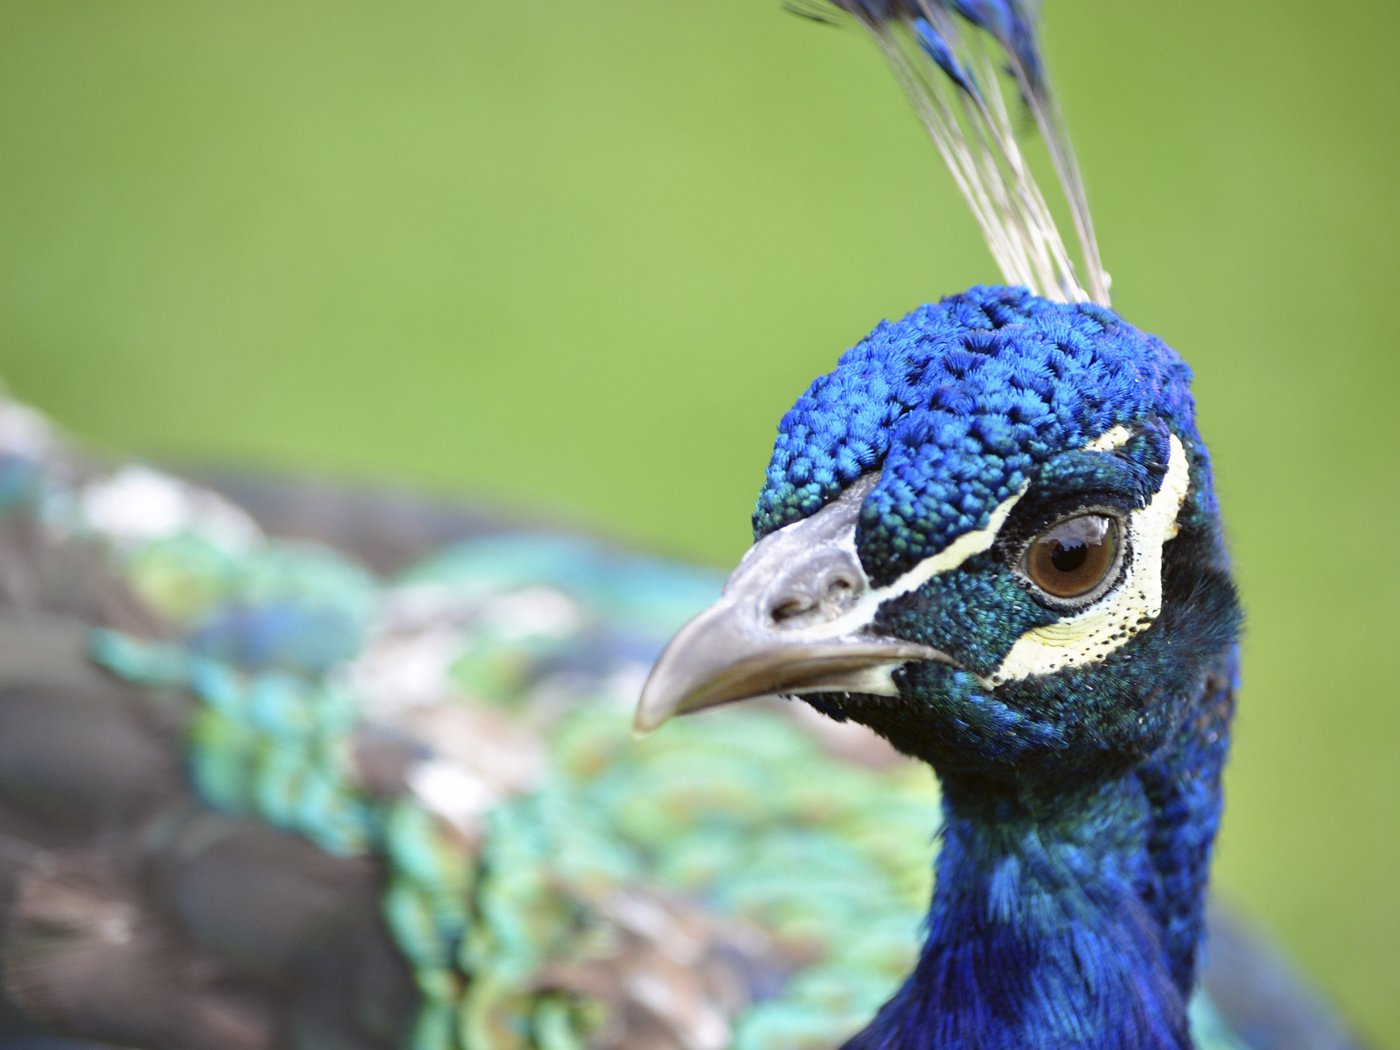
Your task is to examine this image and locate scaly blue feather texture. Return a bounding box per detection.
[755,286,1206,580]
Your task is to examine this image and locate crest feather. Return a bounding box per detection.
[826,1,1109,306]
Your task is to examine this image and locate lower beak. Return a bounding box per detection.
[633,595,938,732]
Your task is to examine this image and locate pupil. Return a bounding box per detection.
[1050,540,1088,573]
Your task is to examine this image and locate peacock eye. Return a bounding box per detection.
[1022,513,1121,601]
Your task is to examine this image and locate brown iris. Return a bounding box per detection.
[1024,514,1120,599]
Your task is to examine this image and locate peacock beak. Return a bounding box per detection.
[634,475,944,733]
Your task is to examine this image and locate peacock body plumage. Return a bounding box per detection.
[0,407,943,1048]
[0,2,1374,1049]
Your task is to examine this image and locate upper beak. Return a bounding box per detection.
[634,475,945,733]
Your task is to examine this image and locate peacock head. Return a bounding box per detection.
[637,285,1240,787]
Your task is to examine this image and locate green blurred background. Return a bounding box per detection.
[2,1,1397,1042]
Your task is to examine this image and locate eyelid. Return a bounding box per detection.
[999,496,1129,556]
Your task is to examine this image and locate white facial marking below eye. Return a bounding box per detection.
[983,432,1191,688]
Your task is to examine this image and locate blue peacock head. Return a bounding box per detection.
[637,283,1240,786]
[637,0,1241,791]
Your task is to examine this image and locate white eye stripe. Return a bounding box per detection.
[1082,424,1134,453]
[982,433,1191,687]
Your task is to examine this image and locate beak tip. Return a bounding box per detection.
[632,675,680,737]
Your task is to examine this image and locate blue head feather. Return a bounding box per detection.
[756,286,1211,582]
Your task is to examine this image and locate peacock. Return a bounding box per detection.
[0,2,1369,1049]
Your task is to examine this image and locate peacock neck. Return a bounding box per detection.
[844,661,1236,1050]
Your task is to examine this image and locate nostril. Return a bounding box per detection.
[770,595,815,623]
[827,573,857,595]
[820,572,862,615]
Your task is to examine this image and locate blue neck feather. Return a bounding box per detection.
[1137,661,1236,996]
[844,657,1237,1050]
